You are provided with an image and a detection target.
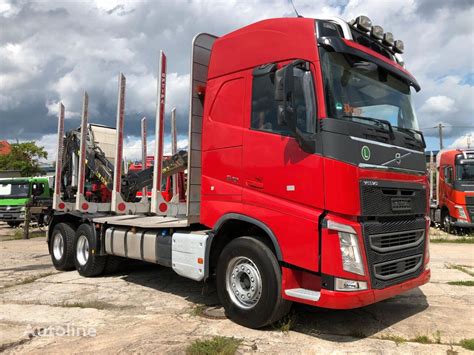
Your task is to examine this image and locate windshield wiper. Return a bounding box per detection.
[393,126,426,148]
[342,115,395,139]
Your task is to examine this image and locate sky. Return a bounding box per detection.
[0,0,473,162]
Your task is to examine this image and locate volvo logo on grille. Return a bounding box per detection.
[391,198,412,211]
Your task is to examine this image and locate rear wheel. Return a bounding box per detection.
[50,223,76,271]
[74,224,106,277]
[216,236,291,329]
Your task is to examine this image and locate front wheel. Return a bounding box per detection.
[216,237,291,329]
[74,224,106,277]
[442,211,452,234]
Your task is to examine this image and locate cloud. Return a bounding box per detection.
[449,131,474,149]
[420,95,457,114]
[0,0,472,155]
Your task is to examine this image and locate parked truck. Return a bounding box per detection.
[0,176,53,227]
[429,149,474,232]
[48,16,430,328]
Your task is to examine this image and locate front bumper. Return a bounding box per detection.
[451,220,474,228]
[316,269,430,309]
[0,212,24,222]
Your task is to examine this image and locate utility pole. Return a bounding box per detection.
[467,133,472,149]
[435,123,445,150]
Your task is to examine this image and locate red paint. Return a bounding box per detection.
[58,202,65,210]
[118,202,126,211]
[81,202,89,211]
[199,17,429,308]
[434,149,474,223]
[159,203,168,212]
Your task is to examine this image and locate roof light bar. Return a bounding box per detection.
[370,25,384,40]
[354,15,372,32]
[393,39,404,53]
[383,32,394,46]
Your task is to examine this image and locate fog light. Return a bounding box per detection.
[355,15,372,32]
[335,278,368,291]
[383,32,394,46]
[370,25,384,40]
[393,39,404,53]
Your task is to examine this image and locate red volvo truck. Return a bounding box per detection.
[429,149,474,232]
[48,16,430,328]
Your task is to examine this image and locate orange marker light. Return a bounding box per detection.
[197,258,204,264]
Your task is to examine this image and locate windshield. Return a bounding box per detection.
[320,48,419,131]
[0,182,30,198]
[456,163,474,181]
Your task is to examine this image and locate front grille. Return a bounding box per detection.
[361,180,426,217]
[467,206,474,222]
[362,217,426,289]
[374,254,423,280]
[369,229,424,252]
[0,206,21,213]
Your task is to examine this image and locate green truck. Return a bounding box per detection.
[0,177,53,227]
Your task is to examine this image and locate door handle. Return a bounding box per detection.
[246,180,264,189]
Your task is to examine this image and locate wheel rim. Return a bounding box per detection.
[76,234,89,266]
[444,215,450,232]
[52,232,64,261]
[225,256,262,309]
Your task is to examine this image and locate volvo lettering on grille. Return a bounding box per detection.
[391,198,412,211]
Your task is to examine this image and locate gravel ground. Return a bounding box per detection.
[0,222,473,354]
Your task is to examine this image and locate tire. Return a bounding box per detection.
[441,210,452,234]
[216,236,291,329]
[7,222,21,228]
[74,223,106,277]
[50,223,76,271]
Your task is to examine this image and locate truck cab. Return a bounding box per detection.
[432,149,474,231]
[0,177,52,227]
[201,17,429,310]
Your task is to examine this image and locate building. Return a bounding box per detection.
[0,141,11,156]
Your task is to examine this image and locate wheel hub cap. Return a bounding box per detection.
[225,256,262,309]
[76,235,89,266]
[52,233,64,261]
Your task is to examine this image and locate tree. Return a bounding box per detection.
[0,142,48,176]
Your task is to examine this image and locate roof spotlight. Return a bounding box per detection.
[370,25,384,40]
[383,32,394,46]
[354,15,372,32]
[393,39,404,53]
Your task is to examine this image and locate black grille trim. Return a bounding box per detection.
[369,229,424,253]
[361,180,426,217]
[374,254,423,281]
[362,217,426,289]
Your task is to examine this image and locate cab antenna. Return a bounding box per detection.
[289,0,303,18]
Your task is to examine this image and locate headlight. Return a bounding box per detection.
[354,15,372,32]
[20,206,26,212]
[455,205,467,220]
[327,220,365,276]
[339,232,365,275]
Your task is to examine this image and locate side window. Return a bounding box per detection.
[251,63,316,136]
[444,166,453,184]
[251,71,291,135]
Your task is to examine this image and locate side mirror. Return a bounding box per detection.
[274,60,317,154]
